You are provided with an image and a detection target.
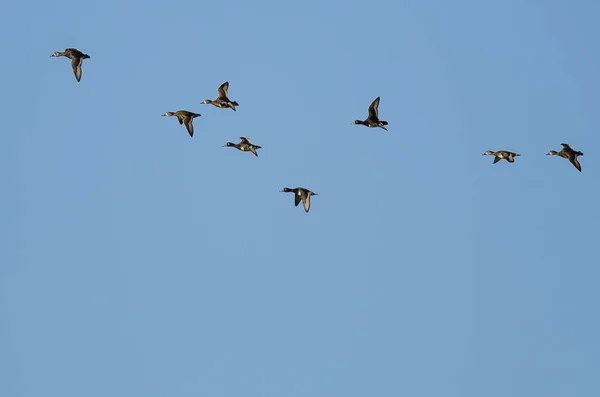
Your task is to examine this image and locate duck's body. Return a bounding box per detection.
[280,187,318,213]
[202,81,239,111]
[50,48,90,82]
[162,111,201,137]
[353,96,388,131]
[547,143,583,172]
[482,150,520,164]
[223,137,262,157]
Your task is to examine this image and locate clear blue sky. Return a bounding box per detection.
[2,0,599,396]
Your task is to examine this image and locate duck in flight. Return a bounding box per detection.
[546,143,584,172]
[482,150,520,164]
[223,137,262,157]
[280,187,318,213]
[202,81,239,111]
[50,48,90,82]
[161,110,201,137]
[353,96,388,131]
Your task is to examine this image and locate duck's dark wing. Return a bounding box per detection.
[493,156,501,164]
[184,117,194,137]
[507,156,514,163]
[561,143,574,151]
[570,156,582,172]
[218,81,229,99]
[294,193,302,207]
[239,137,252,145]
[71,57,83,82]
[249,146,258,157]
[368,97,380,119]
[66,48,84,57]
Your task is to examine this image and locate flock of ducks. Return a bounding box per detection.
[482,144,584,172]
[50,47,586,213]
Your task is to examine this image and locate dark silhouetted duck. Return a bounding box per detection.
[280,187,318,213]
[547,143,583,172]
[223,137,262,157]
[482,150,520,164]
[50,48,90,82]
[162,111,201,137]
[353,96,388,131]
[202,81,239,111]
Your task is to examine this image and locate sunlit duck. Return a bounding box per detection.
[482,150,520,164]
[280,187,318,213]
[223,137,262,157]
[161,111,201,137]
[50,48,90,82]
[547,143,584,172]
[353,96,388,131]
[202,81,239,111]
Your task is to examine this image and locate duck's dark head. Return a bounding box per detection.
[280,188,292,193]
[50,51,62,57]
[223,142,235,147]
[161,112,174,117]
[202,99,212,105]
[546,150,558,156]
[353,120,364,126]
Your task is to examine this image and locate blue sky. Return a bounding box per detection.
[2,0,599,396]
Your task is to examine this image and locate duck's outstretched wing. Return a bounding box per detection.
[570,157,582,172]
[71,57,83,82]
[561,143,574,151]
[302,196,311,212]
[184,117,194,137]
[218,81,230,99]
[368,96,380,119]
